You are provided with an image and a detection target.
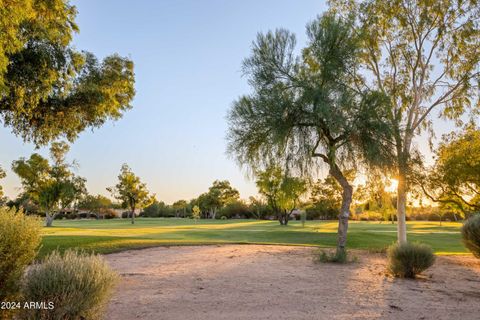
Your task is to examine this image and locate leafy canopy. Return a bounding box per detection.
[0,0,135,145]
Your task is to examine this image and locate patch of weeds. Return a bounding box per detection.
[314,248,357,264]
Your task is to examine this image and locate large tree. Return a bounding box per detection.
[417,127,480,215]
[255,165,307,225]
[108,164,152,224]
[0,0,135,146]
[12,141,86,226]
[227,14,391,252]
[330,0,480,243]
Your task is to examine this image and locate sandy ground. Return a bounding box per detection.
[104,245,480,320]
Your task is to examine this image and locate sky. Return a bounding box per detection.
[0,0,458,204]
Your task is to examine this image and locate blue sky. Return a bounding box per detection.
[0,0,329,203]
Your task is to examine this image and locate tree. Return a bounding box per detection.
[78,194,113,219]
[0,0,135,146]
[108,164,152,224]
[197,180,240,219]
[417,127,480,216]
[172,200,188,217]
[227,14,391,252]
[255,165,307,225]
[308,176,344,220]
[12,142,86,226]
[192,205,201,223]
[330,0,480,243]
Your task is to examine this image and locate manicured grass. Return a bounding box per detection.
[39,218,467,258]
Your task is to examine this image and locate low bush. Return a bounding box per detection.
[387,242,435,278]
[22,250,118,320]
[461,214,480,258]
[0,207,41,302]
[314,248,355,264]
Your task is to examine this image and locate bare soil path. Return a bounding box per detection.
[104,245,480,320]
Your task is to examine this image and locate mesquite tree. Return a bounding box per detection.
[227,14,392,253]
[330,0,480,243]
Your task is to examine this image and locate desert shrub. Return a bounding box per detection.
[22,250,118,320]
[387,242,435,278]
[0,207,42,302]
[315,249,355,264]
[461,214,480,258]
[220,215,227,220]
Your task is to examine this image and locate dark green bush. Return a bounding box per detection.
[0,207,42,302]
[387,242,435,278]
[461,214,480,258]
[22,250,118,320]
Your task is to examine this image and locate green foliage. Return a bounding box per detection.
[12,142,86,226]
[0,207,42,302]
[387,242,436,278]
[419,127,480,214]
[331,0,480,242]
[0,0,135,146]
[196,180,240,218]
[78,194,113,217]
[461,214,480,258]
[255,165,307,225]
[307,176,343,219]
[192,205,201,222]
[0,166,6,204]
[108,164,152,224]
[22,250,118,320]
[218,200,251,219]
[315,249,354,264]
[220,215,228,220]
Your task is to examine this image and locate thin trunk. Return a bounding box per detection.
[329,163,353,254]
[131,208,135,224]
[396,171,407,244]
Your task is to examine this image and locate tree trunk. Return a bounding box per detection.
[45,213,54,227]
[329,163,353,254]
[396,171,407,244]
[131,208,135,224]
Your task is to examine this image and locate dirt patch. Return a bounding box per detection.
[104,245,480,320]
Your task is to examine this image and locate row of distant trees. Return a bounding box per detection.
[0,125,478,227]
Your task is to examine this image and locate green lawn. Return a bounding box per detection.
[39,218,468,258]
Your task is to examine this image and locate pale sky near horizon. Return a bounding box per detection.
[0,0,457,204]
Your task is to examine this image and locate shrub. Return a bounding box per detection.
[314,248,355,264]
[220,215,227,220]
[0,207,41,302]
[461,214,480,258]
[387,242,435,278]
[22,250,118,320]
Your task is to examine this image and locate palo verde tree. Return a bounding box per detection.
[108,164,152,224]
[227,14,392,252]
[330,0,480,243]
[12,141,86,226]
[255,165,307,225]
[417,127,480,216]
[0,0,135,146]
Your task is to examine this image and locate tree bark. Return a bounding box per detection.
[131,208,135,224]
[396,171,407,244]
[328,163,353,254]
[45,213,54,227]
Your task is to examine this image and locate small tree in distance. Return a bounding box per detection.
[192,205,201,223]
[107,164,152,224]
